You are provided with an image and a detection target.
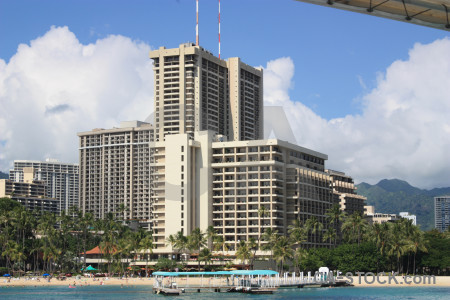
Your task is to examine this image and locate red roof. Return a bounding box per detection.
[84,246,117,255]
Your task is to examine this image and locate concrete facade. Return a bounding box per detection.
[78,121,154,229]
[78,44,367,254]
[326,170,366,216]
[9,159,79,213]
[0,179,58,214]
[435,196,450,232]
[150,43,263,142]
[399,212,417,225]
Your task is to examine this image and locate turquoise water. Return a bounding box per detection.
[0,286,449,299]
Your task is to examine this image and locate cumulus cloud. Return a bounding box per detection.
[263,38,450,189]
[0,26,153,171]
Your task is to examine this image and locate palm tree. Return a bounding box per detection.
[288,219,307,247]
[293,247,308,274]
[139,232,154,277]
[273,236,294,273]
[166,234,177,252]
[322,227,336,247]
[198,248,213,269]
[325,204,346,246]
[212,235,228,264]
[236,240,251,266]
[248,205,270,269]
[305,216,324,244]
[261,228,279,269]
[188,228,206,270]
[341,212,367,245]
[80,212,94,269]
[409,227,427,275]
[174,231,188,259]
[388,222,408,273]
[206,226,217,252]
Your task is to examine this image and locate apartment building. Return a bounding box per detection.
[149,43,263,142]
[78,43,369,253]
[78,121,154,229]
[9,159,79,213]
[364,206,400,224]
[326,170,366,216]
[435,196,450,232]
[0,178,58,214]
[399,212,417,225]
[144,130,333,251]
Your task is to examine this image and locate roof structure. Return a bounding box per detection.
[152,270,279,277]
[295,0,450,31]
[84,245,117,255]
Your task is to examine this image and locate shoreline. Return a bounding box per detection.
[349,275,450,287]
[1,276,449,288]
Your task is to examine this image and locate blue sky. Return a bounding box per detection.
[1,0,447,119]
[1,0,450,188]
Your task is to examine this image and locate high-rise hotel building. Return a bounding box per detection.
[435,195,450,232]
[78,121,154,228]
[79,43,364,252]
[150,43,263,142]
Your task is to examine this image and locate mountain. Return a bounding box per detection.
[356,179,450,231]
[0,171,8,179]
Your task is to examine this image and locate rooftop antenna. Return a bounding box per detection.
[218,0,221,59]
[196,0,199,46]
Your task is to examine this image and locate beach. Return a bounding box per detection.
[1,275,449,288]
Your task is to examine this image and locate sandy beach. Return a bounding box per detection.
[349,275,450,287]
[1,275,449,288]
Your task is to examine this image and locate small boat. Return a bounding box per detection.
[157,288,182,296]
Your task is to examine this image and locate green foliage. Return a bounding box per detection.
[357,179,450,230]
[0,172,8,179]
[0,197,22,211]
[418,230,450,274]
[154,257,177,271]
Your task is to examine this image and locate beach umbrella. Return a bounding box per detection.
[3,274,11,277]
[85,265,97,271]
[43,273,50,276]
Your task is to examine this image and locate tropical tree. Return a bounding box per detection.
[293,247,308,274]
[198,248,213,269]
[188,228,206,270]
[139,231,154,277]
[206,226,217,252]
[408,227,427,275]
[261,227,279,268]
[273,236,294,273]
[288,219,307,247]
[322,227,337,247]
[325,204,346,246]
[236,240,251,266]
[305,216,324,244]
[341,212,367,245]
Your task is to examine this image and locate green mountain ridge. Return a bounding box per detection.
[0,171,8,179]
[356,179,450,231]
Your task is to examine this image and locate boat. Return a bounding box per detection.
[158,288,182,296]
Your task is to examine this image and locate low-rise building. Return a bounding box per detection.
[399,212,417,225]
[364,205,400,224]
[0,178,58,214]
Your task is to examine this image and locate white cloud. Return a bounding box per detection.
[0,26,154,171]
[1,27,449,189]
[263,38,450,189]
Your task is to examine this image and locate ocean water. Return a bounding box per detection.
[0,285,449,299]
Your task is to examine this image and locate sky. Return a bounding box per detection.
[0,0,449,188]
